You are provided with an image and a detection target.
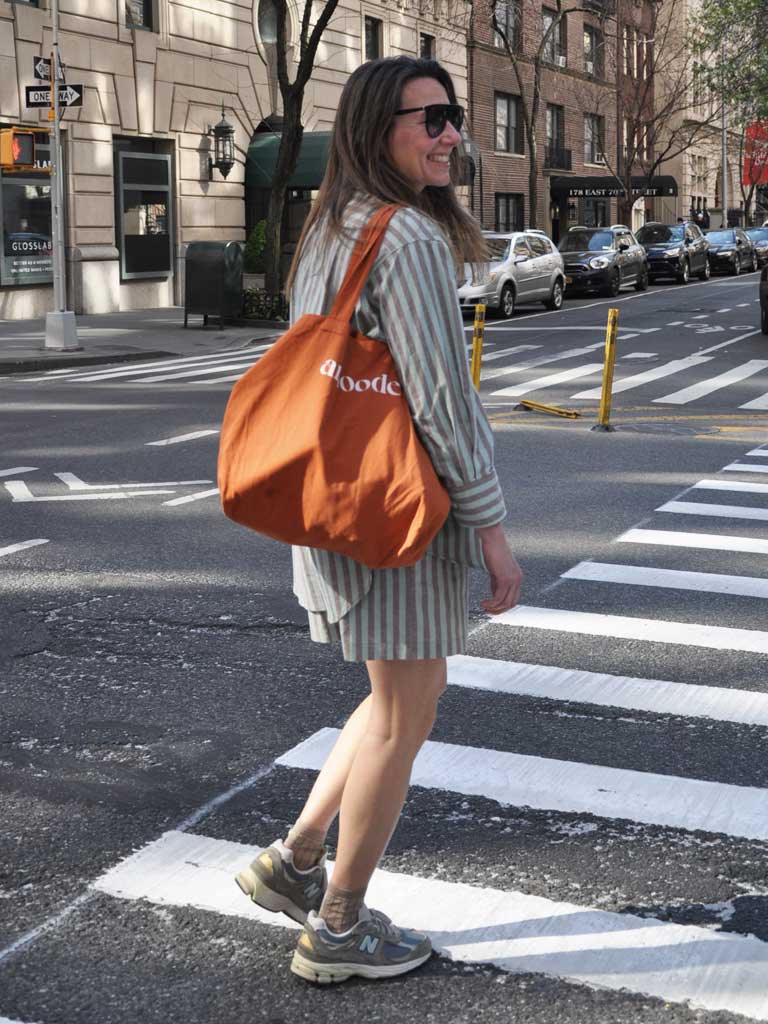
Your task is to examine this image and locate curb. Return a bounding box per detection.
[0,350,176,375]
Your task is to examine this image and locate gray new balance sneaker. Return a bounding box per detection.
[291,906,432,984]
[235,839,327,925]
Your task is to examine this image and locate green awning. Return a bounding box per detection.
[245,131,331,190]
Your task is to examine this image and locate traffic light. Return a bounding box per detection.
[0,128,36,170]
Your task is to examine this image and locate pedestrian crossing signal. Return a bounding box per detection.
[0,128,36,170]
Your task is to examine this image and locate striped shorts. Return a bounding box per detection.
[306,556,469,662]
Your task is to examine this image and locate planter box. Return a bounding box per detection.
[243,273,265,290]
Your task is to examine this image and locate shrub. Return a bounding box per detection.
[244,220,267,274]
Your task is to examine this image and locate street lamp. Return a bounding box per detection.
[207,103,235,180]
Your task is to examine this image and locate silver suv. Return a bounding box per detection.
[458,230,566,318]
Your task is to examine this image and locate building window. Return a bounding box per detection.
[583,25,602,77]
[125,0,154,30]
[0,133,52,287]
[584,113,605,164]
[495,93,523,154]
[495,193,524,232]
[364,16,382,60]
[116,151,172,281]
[494,0,520,50]
[546,104,570,168]
[543,8,566,66]
[624,25,635,77]
[583,198,608,227]
[419,33,435,59]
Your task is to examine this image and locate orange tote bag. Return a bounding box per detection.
[217,204,451,570]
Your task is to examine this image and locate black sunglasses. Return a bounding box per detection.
[393,103,465,138]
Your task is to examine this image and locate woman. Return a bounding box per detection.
[235,55,523,984]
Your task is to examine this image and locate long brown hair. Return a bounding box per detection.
[286,56,486,294]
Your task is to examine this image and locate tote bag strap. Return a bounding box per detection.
[329,204,402,325]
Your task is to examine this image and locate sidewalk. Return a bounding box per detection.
[0,307,286,373]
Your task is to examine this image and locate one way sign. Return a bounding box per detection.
[25,84,83,109]
[32,55,65,80]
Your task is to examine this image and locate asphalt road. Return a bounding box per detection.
[1,271,768,1024]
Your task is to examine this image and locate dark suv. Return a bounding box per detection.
[559,225,649,296]
[635,221,710,283]
[704,227,757,275]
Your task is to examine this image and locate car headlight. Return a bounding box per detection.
[488,269,501,282]
[589,256,611,269]
[719,249,734,256]
[665,247,681,258]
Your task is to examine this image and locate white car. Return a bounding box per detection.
[458,230,566,318]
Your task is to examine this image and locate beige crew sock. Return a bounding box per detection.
[284,823,327,871]
[319,882,366,934]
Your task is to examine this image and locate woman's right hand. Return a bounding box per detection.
[478,524,523,616]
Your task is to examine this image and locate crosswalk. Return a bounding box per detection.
[9,330,768,409]
[25,443,767,1020]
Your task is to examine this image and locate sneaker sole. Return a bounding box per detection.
[290,948,432,984]
[234,866,308,925]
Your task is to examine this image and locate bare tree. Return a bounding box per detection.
[475,0,613,228]
[572,0,724,224]
[260,0,341,293]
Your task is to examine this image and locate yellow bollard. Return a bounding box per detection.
[470,303,486,390]
[592,307,619,432]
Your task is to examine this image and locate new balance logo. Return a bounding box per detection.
[359,935,380,954]
[320,359,402,396]
[304,882,321,900]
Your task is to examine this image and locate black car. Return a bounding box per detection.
[635,221,710,283]
[746,227,768,268]
[703,227,757,275]
[559,225,649,297]
[761,263,768,334]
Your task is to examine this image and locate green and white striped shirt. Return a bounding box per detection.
[291,193,506,624]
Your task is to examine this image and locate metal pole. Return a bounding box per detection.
[721,42,728,229]
[470,303,486,389]
[44,0,78,350]
[592,307,619,432]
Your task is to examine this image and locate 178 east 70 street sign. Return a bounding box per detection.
[25,84,83,108]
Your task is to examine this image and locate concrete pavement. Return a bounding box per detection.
[0,306,285,373]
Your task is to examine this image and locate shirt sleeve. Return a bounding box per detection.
[370,234,507,529]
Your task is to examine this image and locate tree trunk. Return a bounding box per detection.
[264,94,304,294]
[528,132,539,229]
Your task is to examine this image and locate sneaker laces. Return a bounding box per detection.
[367,908,401,942]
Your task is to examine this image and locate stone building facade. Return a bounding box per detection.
[0,0,468,322]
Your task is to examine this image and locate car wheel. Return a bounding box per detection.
[498,283,515,319]
[698,259,711,281]
[634,266,649,291]
[731,256,741,276]
[676,259,690,284]
[603,268,621,297]
[544,278,564,310]
[762,302,768,336]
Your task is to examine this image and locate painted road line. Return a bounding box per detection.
[716,308,732,313]
[667,321,685,325]
[698,329,761,355]
[745,448,768,456]
[562,561,768,599]
[693,478,768,495]
[131,358,262,384]
[447,654,768,726]
[283,727,768,842]
[492,604,768,655]
[490,363,604,398]
[190,373,253,385]
[653,360,768,405]
[146,429,219,446]
[477,344,541,363]
[622,352,657,359]
[691,314,709,319]
[95,829,768,1020]
[723,462,768,474]
[617,527,768,556]
[0,538,49,559]
[658,500,768,523]
[24,348,269,383]
[479,343,604,383]
[570,356,714,400]
[4,481,175,503]
[0,466,37,478]
[740,392,768,410]
[54,472,210,491]
[162,488,219,507]
[737,303,751,307]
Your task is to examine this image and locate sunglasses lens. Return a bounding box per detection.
[425,105,463,138]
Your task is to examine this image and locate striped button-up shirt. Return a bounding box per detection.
[291,194,507,623]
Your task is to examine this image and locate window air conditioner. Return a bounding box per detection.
[595,152,607,164]
[556,54,567,67]
[585,60,594,74]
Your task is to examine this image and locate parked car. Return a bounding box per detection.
[635,221,710,283]
[558,224,649,296]
[703,227,757,275]
[745,227,768,267]
[458,230,566,318]
[761,263,768,334]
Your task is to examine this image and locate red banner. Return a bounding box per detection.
[743,121,768,186]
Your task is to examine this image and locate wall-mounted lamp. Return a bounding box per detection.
[207,102,235,180]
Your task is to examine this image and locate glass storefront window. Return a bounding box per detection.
[116,151,172,280]
[0,134,53,287]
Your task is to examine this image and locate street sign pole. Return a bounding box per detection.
[44,0,79,351]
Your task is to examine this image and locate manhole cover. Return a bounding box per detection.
[616,422,720,436]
